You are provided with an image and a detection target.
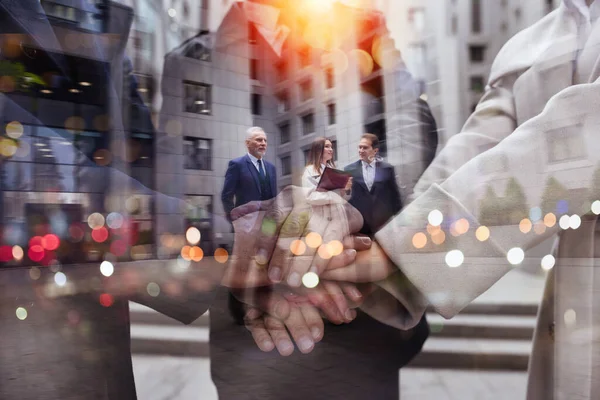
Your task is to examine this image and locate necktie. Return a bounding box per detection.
[257,159,265,179]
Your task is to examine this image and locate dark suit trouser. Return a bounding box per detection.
[210,289,429,400]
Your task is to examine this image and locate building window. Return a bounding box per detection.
[132,73,154,106]
[184,41,211,62]
[515,7,522,22]
[469,45,486,63]
[301,113,315,135]
[184,137,212,170]
[250,58,259,80]
[280,155,292,176]
[276,90,290,113]
[451,14,458,35]
[251,93,262,115]
[470,76,485,93]
[546,0,554,14]
[183,82,211,114]
[327,103,336,125]
[279,122,290,144]
[325,68,334,89]
[299,79,313,102]
[546,127,586,163]
[303,148,310,165]
[471,0,482,33]
[331,139,338,162]
[365,119,387,158]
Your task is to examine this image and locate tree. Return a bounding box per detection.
[479,185,500,226]
[540,176,568,215]
[504,177,529,224]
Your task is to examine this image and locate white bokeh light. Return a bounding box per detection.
[559,215,570,230]
[54,272,67,286]
[16,307,27,320]
[428,210,443,226]
[541,255,555,271]
[592,200,600,215]
[564,309,576,326]
[302,272,320,288]
[100,261,114,277]
[445,250,464,268]
[186,227,201,245]
[569,215,582,230]
[106,212,124,229]
[507,248,525,265]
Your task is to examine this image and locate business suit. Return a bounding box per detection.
[344,160,403,236]
[221,154,277,221]
[0,2,216,398]
[372,2,600,399]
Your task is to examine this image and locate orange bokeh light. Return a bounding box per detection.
[190,246,204,262]
[412,232,427,249]
[290,240,307,256]
[214,248,229,264]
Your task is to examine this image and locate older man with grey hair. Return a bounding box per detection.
[221,127,277,222]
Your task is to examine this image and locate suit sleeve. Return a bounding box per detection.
[221,160,239,221]
[388,165,403,214]
[375,79,600,328]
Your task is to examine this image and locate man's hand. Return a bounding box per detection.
[321,241,396,283]
[229,186,366,289]
[238,280,367,356]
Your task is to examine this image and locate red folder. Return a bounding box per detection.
[316,167,351,192]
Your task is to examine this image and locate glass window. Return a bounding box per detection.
[250,59,259,80]
[469,45,486,63]
[327,103,336,125]
[331,139,338,162]
[471,0,482,33]
[184,137,212,170]
[251,93,262,115]
[547,127,586,163]
[279,122,290,144]
[183,82,211,114]
[276,91,290,113]
[301,113,315,135]
[470,76,485,93]
[325,68,334,89]
[300,79,313,102]
[280,155,292,176]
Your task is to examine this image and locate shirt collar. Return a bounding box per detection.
[565,0,600,21]
[361,159,376,168]
[247,153,261,164]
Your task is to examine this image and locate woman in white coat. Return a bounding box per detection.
[301,137,352,198]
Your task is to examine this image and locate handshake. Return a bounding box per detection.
[221,186,397,356]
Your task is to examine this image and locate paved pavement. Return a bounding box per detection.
[131,268,546,400]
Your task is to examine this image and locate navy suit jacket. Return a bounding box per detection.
[344,160,402,236]
[221,154,277,220]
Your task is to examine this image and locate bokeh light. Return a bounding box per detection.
[475,226,490,242]
[42,234,60,251]
[100,261,114,277]
[431,230,446,245]
[189,246,204,262]
[519,218,532,233]
[445,250,464,268]
[92,227,109,243]
[327,240,344,256]
[544,213,556,228]
[0,246,12,262]
[349,49,374,78]
[428,210,443,226]
[412,232,427,249]
[290,240,307,256]
[12,245,24,261]
[529,207,542,222]
[0,138,18,157]
[64,116,85,133]
[16,307,27,321]
[87,213,105,229]
[427,224,441,236]
[147,282,160,297]
[181,245,192,261]
[305,232,322,249]
[186,227,201,245]
[454,218,470,236]
[106,212,124,230]
[93,149,112,166]
[302,271,319,288]
[317,244,332,260]
[99,293,114,307]
[591,200,600,215]
[28,245,44,262]
[214,248,229,263]
[541,254,555,271]
[6,121,23,139]
[507,248,525,265]
[569,215,582,230]
[534,221,546,235]
[559,215,570,230]
[564,309,576,326]
[54,272,67,286]
[29,267,41,280]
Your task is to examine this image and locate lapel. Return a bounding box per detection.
[371,161,385,193]
[351,160,369,192]
[244,155,262,194]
